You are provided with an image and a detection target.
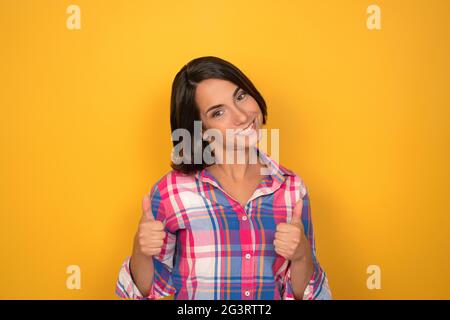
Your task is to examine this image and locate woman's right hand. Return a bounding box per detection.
[129,194,166,297]
[134,195,167,257]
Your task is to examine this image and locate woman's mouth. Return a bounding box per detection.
[235,119,256,136]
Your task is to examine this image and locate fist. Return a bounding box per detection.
[273,199,308,262]
[134,194,166,257]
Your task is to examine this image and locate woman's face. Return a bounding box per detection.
[195,78,263,150]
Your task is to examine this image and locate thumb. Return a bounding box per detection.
[290,198,303,227]
[141,194,155,221]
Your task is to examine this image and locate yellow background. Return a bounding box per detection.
[1,0,449,299]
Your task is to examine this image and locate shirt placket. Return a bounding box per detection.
[236,201,254,299]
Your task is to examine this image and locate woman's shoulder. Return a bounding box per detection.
[148,169,198,196]
[277,163,309,198]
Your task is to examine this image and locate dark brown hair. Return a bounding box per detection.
[170,56,267,174]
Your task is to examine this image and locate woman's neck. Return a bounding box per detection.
[208,147,263,181]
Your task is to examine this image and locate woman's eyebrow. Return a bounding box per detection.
[205,86,241,114]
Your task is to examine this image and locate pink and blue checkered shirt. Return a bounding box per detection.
[116,150,332,300]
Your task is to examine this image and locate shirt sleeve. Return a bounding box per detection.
[281,183,332,300]
[115,182,177,300]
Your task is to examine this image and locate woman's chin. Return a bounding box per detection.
[232,140,259,151]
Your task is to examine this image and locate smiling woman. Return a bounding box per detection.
[169,56,268,174]
[115,56,332,300]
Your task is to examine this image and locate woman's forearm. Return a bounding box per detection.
[129,236,155,297]
[290,243,314,299]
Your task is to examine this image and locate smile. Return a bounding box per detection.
[235,119,256,136]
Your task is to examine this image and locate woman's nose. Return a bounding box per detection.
[231,106,248,126]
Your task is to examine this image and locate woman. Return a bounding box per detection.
[115,56,332,300]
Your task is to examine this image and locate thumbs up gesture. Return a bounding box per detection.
[274,199,309,262]
[134,194,167,257]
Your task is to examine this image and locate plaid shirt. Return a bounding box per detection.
[115,149,332,300]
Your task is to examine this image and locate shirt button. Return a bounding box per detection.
[244,290,250,297]
[245,253,251,260]
[242,215,248,221]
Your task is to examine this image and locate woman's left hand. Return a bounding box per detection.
[273,199,310,262]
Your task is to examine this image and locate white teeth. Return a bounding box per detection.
[236,120,256,136]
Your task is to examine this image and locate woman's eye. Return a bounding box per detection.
[212,110,224,118]
[236,91,247,101]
